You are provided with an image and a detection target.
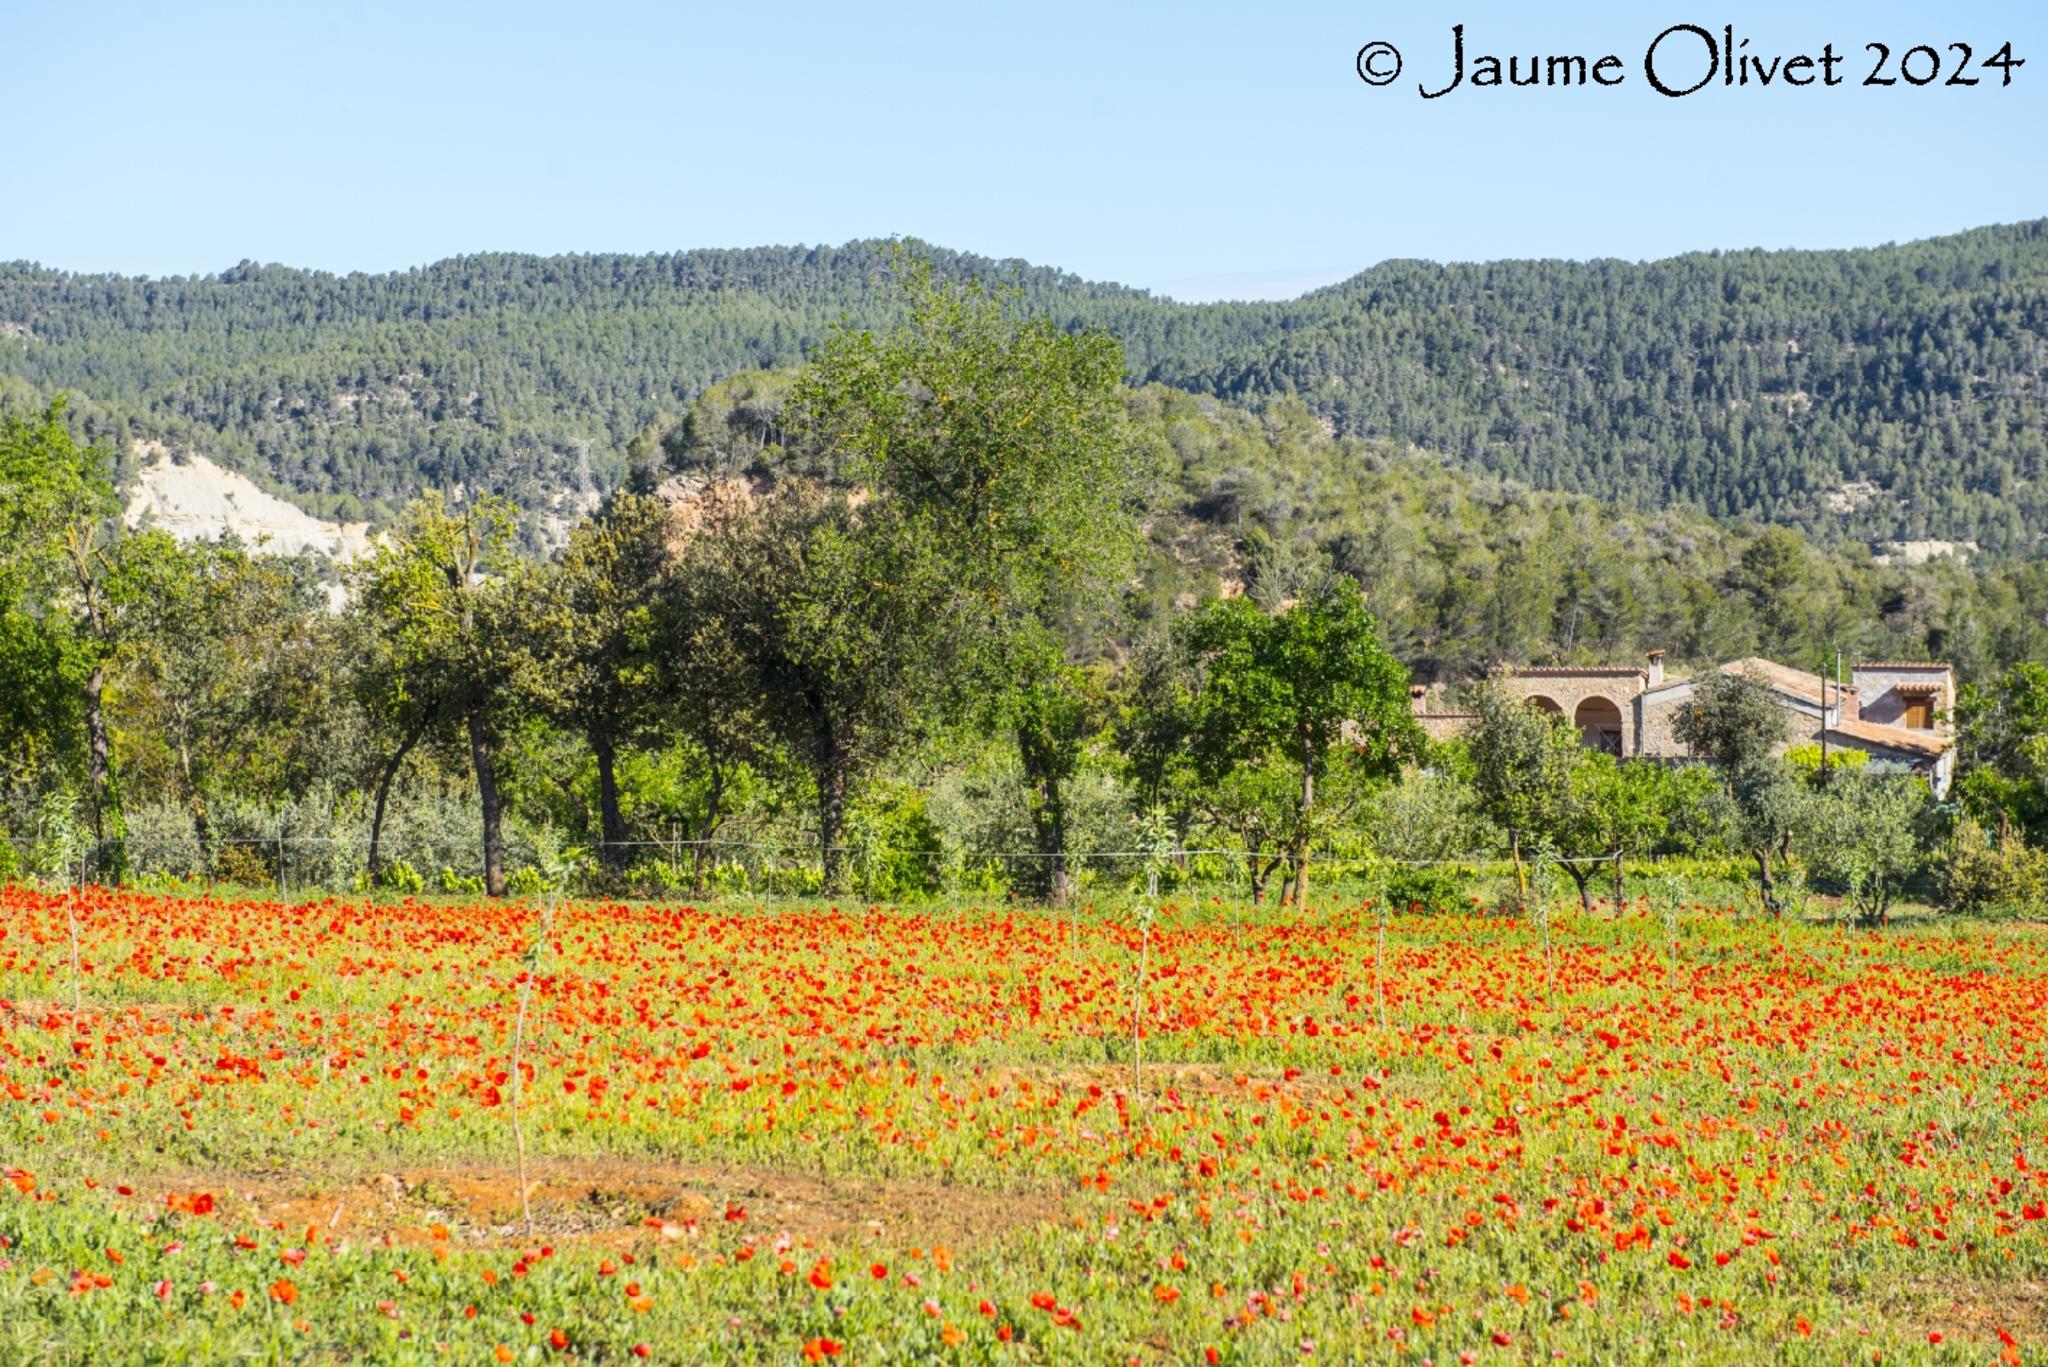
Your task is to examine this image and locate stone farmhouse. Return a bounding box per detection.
[1410,653,1957,797]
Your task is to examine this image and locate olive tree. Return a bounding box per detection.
[1796,769,1931,926]
[1465,684,1579,912]
[1674,670,1805,915]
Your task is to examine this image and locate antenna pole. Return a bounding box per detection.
[1826,651,1843,786]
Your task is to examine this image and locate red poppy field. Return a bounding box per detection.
[3,884,2047,1364]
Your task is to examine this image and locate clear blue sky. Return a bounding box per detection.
[13,0,2046,300]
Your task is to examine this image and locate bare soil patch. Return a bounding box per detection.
[1921,1276,2048,1342]
[989,1059,1345,1103]
[125,1158,1062,1253]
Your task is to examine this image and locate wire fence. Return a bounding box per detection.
[0,827,1634,905]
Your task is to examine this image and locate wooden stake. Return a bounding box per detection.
[67,886,82,1016]
[511,969,535,1241]
[1374,900,1389,1031]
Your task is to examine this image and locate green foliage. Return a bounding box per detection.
[1170,579,1421,902]
[109,531,337,867]
[207,842,274,889]
[792,261,1139,618]
[1941,819,2048,918]
[376,857,425,896]
[1956,663,2048,844]
[1542,751,1681,909]
[1465,685,1579,851]
[524,491,675,865]
[436,867,486,896]
[1795,770,1933,926]
[0,399,126,850]
[347,491,530,895]
[1379,864,1467,914]
[677,480,951,890]
[789,266,1145,901]
[1786,742,1870,775]
[1675,671,1790,774]
[0,398,119,590]
[0,596,82,793]
[1674,671,1809,913]
[1365,768,1491,866]
[844,781,946,902]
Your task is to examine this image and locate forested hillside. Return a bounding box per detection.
[4,221,2045,548]
[678,376,2048,685]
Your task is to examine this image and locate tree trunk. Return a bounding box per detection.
[818,729,849,895]
[1234,840,1286,904]
[84,661,113,843]
[1561,857,1594,913]
[1510,832,1529,916]
[1020,731,1070,906]
[1753,848,1778,918]
[1283,735,1315,908]
[72,539,120,878]
[189,799,212,875]
[177,742,212,876]
[592,732,627,871]
[1037,794,1071,908]
[469,709,506,898]
[368,718,429,882]
[1611,849,1626,916]
[692,765,726,896]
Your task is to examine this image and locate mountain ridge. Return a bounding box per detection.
[3,220,2045,552]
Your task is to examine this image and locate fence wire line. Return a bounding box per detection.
[1,828,1626,889]
[0,832,1619,863]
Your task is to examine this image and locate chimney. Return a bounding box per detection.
[1646,649,1665,687]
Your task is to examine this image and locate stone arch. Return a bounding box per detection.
[1574,696,1624,755]
[1527,695,1563,714]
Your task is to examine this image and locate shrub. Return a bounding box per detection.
[1942,820,2048,918]
[211,842,275,889]
[1793,771,1931,926]
[377,859,425,895]
[1380,865,1466,913]
[625,858,692,898]
[436,867,486,896]
[1785,743,1869,776]
[845,782,945,902]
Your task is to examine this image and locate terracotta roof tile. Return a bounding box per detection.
[1719,657,1842,701]
[1827,718,1952,760]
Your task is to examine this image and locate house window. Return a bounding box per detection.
[1902,698,1933,729]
